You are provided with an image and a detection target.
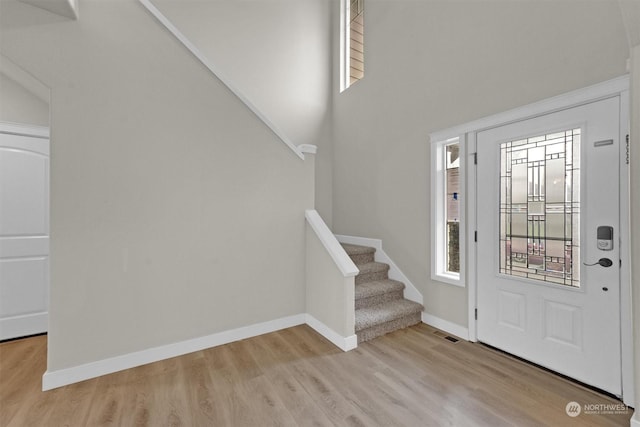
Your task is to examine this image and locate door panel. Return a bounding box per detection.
[0,257,48,316]
[476,97,621,395]
[0,132,49,340]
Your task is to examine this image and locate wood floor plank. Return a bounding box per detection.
[0,337,48,426]
[289,326,431,426]
[247,335,335,427]
[0,324,633,426]
[178,352,218,425]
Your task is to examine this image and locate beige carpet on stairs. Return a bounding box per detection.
[341,243,423,343]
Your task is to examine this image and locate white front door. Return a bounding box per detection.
[476,97,622,396]
[0,131,50,340]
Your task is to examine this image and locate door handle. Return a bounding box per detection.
[583,258,613,267]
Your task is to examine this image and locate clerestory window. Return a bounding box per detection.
[340,0,364,92]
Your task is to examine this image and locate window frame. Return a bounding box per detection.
[339,0,350,92]
[340,0,364,92]
[431,136,466,287]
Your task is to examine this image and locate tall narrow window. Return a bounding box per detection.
[340,0,364,91]
[431,137,464,286]
[445,143,460,273]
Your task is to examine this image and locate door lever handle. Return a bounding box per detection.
[583,258,613,267]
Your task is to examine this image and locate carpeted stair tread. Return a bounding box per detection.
[354,261,390,284]
[355,279,405,309]
[356,261,389,275]
[341,243,376,256]
[357,312,422,343]
[355,299,423,332]
[341,240,422,341]
[342,243,377,265]
[355,279,405,300]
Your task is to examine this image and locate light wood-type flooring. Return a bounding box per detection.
[0,323,633,426]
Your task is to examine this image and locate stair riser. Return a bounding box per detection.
[357,312,422,343]
[349,253,375,265]
[355,270,388,285]
[355,291,404,310]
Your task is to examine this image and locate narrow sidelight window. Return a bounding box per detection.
[431,137,464,286]
[340,0,364,91]
[445,143,460,273]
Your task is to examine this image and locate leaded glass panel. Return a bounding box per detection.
[499,129,580,287]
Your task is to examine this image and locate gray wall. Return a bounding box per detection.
[0,0,315,371]
[0,72,49,126]
[153,0,334,226]
[331,0,630,327]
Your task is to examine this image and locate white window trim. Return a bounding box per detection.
[430,136,465,287]
[339,0,350,93]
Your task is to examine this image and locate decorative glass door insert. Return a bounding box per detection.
[499,128,580,287]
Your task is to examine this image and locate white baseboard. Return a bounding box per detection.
[305,314,357,352]
[335,234,424,305]
[421,312,469,341]
[42,312,360,391]
[43,314,306,390]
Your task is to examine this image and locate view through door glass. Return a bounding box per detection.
[499,129,580,287]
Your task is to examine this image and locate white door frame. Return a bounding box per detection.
[431,75,633,405]
[0,121,50,340]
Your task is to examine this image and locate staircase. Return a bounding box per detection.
[341,243,423,343]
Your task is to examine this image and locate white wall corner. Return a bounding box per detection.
[334,234,424,305]
[297,144,317,155]
[305,314,357,352]
[421,312,470,341]
[42,314,306,390]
